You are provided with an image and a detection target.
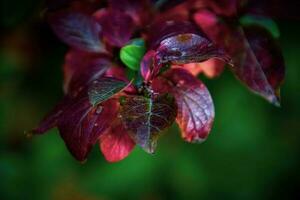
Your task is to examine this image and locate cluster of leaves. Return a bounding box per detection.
[32,0,286,162]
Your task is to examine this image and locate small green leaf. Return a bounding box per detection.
[240,15,280,38]
[88,77,127,106]
[120,38,146,71]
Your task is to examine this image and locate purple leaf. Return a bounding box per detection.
[96,10,134,47]
[140,50,160,82]
[148,20,198,50]
[142,32,230,81]
[227,26,283,105]
[194,9,284,105]
[57,98,119,161]
[157,33,230,65]
[49,11,106,53]
[152,68,215,142]
[246,0,300,20]
[107,0,151,26]
[32,96,119,161]
[244,25,285,103]
[120,94,177,153]
[63,49,112,96]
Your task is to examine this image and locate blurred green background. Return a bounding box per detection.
[1,1,300,200]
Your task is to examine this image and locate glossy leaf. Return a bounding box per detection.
[120,94,177,153]
[49,12,105,53]
[157,33,229,65]
[148,20,198,50]
[120,39,146,71]
[140,50,160,82]
[152,68,215,142]
[88,77,128,106]
[100,120,135,162]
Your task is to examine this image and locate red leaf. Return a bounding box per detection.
[140,50,160,82]
[95,10,134,47]
[141,33,230,81]
[227,26,283,105]
[157,33,229,65]
[107,0,152,26]
[63,49,111,96]
[147,20,198,50]
[99,120,135,162]
[152,68,215,143]
[32,91,119,161]
[244,25,285,102]
[56,98,119,161]
[246,0,300,20]
[49,11,106,53]
[194,10,284,105]
[46,0,102,14]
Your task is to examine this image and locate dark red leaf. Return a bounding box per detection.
[152,2,190,26]
[49,11,106,53]
[46,0,103,14]
[32,95,119,161]
[140,50,160,82]
[194,9,283,105]
[57,98,119,161]
[95,10,134,47]
[63,49,111,96]
[99,119,135,162]
[105,66,127,81]
[120,94,177,153]
[152,68,215,142]
[193,9,226,47]
[226,26,283,105]
[107,0,152,26]
[246,0,300,20]
[244,25,285,102]
[147,20,198,50]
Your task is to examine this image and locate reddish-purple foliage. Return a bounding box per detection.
[32,0,288,162]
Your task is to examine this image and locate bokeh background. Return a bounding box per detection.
[1,1,300,200]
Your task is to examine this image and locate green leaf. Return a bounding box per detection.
[120,94,177,153]
[240,15,280,39]
[120,38,146,71]
[88,77,127,106]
